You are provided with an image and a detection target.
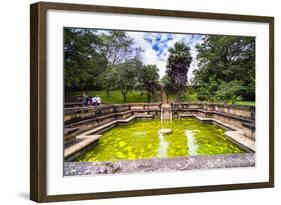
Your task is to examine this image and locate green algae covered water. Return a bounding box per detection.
[77,118,244,162]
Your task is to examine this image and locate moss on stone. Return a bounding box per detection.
[77,119,244,162]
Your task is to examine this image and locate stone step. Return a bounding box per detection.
[225,131,255,152]
[65,114,153,159]
[64,134,101,158]
[178,113,255,152]
[76,114,153,137]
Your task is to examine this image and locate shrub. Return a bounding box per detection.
[215,80,244,103]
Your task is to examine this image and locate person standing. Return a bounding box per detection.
[82,92,88,107]
[97,96,101,105]
[92,96,97,106]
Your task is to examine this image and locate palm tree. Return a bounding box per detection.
[166,42,192,102]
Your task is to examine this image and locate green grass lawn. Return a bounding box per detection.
[167,91,198,103]
[234,101,255,106]
[167,91,255,106]
[66,89,254,106]
[66,90,160,104]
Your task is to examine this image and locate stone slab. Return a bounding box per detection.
[64,135,101,158]
[225,130,255,152]
[64,153,255,176]
[178,113,255,152]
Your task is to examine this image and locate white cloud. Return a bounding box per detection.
[126,31,203,80]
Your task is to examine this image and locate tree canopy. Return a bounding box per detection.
[64,28,145,98]
[113,59,143,102]
[192,35,255,102]
[64,28,255,105]
[64,28,107,91]
[137,64,160,102]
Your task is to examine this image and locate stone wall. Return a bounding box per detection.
[172,103,255,140]
[172,103,255,120]
[64,103,255,140]
[64,103,161,135]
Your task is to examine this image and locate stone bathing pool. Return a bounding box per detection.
[64,104,256,176]
[75,118,245,162]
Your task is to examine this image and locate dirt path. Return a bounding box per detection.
[160,87,168,104]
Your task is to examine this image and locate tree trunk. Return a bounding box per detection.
[147,93,151,103]
[122,93,127,102]
[106,89,110,97]
[176,89,182,102]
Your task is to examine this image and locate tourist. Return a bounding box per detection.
[87,96,92,106]
[82,93,88,107]
[92,95,97,106]
[96,96,101,105]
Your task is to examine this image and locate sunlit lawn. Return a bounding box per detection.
[167,92,198,103]
[66,90,160,104]
[167,91,255,106]
[234,101,255,106]
[66,90,254,106]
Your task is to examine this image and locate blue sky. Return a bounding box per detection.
[126,31,204,80]
[96,29,204,80]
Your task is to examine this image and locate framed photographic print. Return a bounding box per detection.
[30,1,274,202]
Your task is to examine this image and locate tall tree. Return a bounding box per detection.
[100,31,142,96]
[100,65,118,97]
[166,42,193,102]
[193,35,255,102]
[64,28,107,91]
[138,64,160,102]
[114,60,142,102]
[64,29,141,93]
[101,31,134,65]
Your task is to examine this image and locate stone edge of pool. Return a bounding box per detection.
[64,153,255,176]
[64,115,255,161]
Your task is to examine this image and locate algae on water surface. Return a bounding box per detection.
[77,119,244,162]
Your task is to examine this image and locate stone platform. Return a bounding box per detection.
[64,153,255,176]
